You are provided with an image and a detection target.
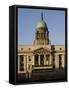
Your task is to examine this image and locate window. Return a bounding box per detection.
[44,33,46,39]
[34,55,38,65]
[60,48,62,50]
[29,48,31,50]
[36,31,40,39]
[28,56,31,61]
[20,55,24,71]
[59,54,62,68]
[41,33,44,39]
[46,55,49,61]
[21,48,23,50]
[40,55,44,65]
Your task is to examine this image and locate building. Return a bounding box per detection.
[18,13,65,78]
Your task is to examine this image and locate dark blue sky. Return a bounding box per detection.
[18,8,65,45]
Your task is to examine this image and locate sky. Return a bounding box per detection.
[18,8,65,45]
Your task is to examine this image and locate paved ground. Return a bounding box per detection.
[17,69,66,83]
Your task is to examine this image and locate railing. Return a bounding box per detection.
[32,65,53,70]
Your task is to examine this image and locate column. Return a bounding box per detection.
[62,54,65,68]
[38,55,40,65]
[24,55,26,72]
[50,54,52,65]
[55,54,59,68]
[46,55,49,65]
[44,55,46,65]
[32,55,34,65]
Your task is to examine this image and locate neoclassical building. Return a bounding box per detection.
[18,13,65,78]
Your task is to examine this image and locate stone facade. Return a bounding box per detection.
[18,45,65,74]
[18,13,65,77]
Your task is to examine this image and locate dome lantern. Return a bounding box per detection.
[41,12,43,20]
[36,12,47,29]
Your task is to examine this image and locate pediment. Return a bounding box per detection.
[33,47,50,54]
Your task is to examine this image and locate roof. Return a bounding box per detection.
[36,12,47,29]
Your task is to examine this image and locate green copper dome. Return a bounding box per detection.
[36,12,47,29]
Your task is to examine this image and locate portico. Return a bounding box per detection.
[33,47,52,66]
[34,54,51,66]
